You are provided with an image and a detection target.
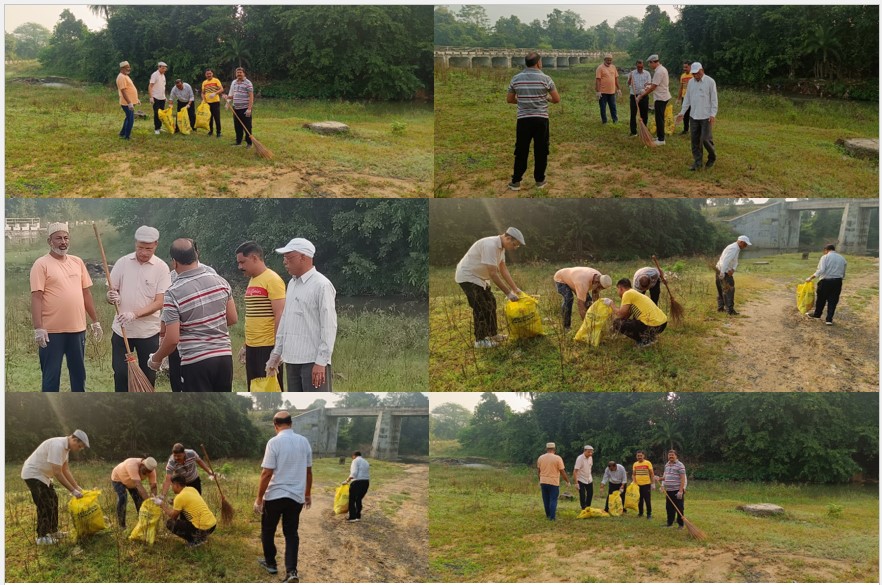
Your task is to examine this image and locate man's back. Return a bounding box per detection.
[509,68,555,119]
[263,429,312,503]
[163,266,232,365]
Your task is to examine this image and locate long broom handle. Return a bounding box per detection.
[226,101,259,142]
[200,443,227,500]
[651,255,677,302]
[660,484,689,523]
[92,223,134,354]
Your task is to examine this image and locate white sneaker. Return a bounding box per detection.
[154,130,161,135]
[653,140,666,146]
[490,334,508,343]
[36,535,59,545]
[474,338,498,349]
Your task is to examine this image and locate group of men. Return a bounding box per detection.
[538,443,688,529]
[506,51,718,190]
[29,223,337,392]
[116,60,256,147]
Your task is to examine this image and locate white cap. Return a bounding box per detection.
[505,227,525,246]
[737,235,752,246]
[119,61,130,68]
[584,445,594,451]
[72,429,90,448]
[690,62,702,74]
[47,222,69,236]
[647,54,659,63]
[604,53,613,59]
[134,225,160,243]
[546,442,556,449]
[275,238,316,258]
[599,275,612,289]
[143,457,158,471]
[158,61,167,67]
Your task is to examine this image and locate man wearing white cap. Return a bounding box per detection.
[148,61,169,135]
[30,222,102,392]
[595,53,620,124]
[107,226,171,392]
[553,267,613,330]
[21,430,89,545]
[572,445,594,510]
[636,54,670,145]
[116,61,139,139]
[716,236,751,315]
[676,62,718,171]
[266,238,338,391]
[111,456,158,529]
[455,228,525,348]
[537,442,570,521]
[632,266,666,305]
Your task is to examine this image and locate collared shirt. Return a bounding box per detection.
[169,82,194,103]
[350,456,370,481]
[262,428,313,503]
[30,253,93,334]
[650,64,671,101]
[573,453,593,484]
[165,449,203,483]
[813,251,847,280]
[716,242,742,274]
[149,70,166,100]
[595,63,618,94]
[202,78,223,103]
[245,268,286,348]
[663,460,686,491]
[554,267,602,301]
[537,452,565,486]
[21,437,69,486]
[679,74,718,120]
[111,458,157,488]
[633,267,660,293]
[455,236,505,288]
[601,463,627,485]
[632,459,654,486]
[628,69,652,97]
[274,268,337,366]
[117,73,138,106]
[508,68,556,119]
[109,252,171,339]
[229,78,254,109]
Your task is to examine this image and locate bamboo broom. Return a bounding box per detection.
[637,117,656,148]
[92,223,154,392]
[651,255,684,324]
[226,101,273,160]
[201,444,235,525]
[661,488,706,540]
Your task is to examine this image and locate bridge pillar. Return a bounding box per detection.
[371,410,402,461]
[491,56,510,68]
[511,56,526,68]
[837,203,871,254]
[569,57,579,66]
[435,55,448,69]
[541,56,556,69]
[449,56,471,68]
[556,57,569,68]
[473,56,491,68]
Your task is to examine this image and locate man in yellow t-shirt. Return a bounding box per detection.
[201,68,224,138]
[611,278,667,347]
[537,442,571,521]
[630,450,656,519]
[236,241,287,390]
[678,61,693,135]
[158,475,217,547]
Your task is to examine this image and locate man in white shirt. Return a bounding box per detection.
[636,54,671,145]
[716,235,751,315]
[266,238,337,391]
[676,62,718,171]
[805,244,847,325]
[148,61,168,135]
[572,445,594,510]
[599,460,628,513]
[343,451,370,522]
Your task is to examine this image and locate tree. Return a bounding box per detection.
[803,24,842,79]
[40,9,89,73]
[430,403,472,440]
[12,23,51,60]
[613,16,641,51]
[457,5,489,30]
[252,394,283,411]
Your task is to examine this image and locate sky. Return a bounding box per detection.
[441,4,682,28]
[430,392,532,413]
[4,5,106,33]
[253,392,428,411]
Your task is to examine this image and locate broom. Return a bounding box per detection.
[661,488,706,540]
[226,101,273,160]
[200,444,234,525]
[637,117,656,147]
[92,223,154,392]
[651,255,684,324]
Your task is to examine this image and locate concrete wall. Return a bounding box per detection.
[292,407,427,460]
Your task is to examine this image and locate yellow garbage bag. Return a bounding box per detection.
[505,294,545,340]
[177,110,192,135]
[797,281,815,314]
[333,484,349,515]
[250,376,282,392]
[195,101,211,130]
[624,483,640,512]
[69,489,106,540]
[573,300,613,346]
[648,102,675,136]
[577,507,610,519]
[158,106,175,134]
[606,491,624,517]
[129,499,163,545]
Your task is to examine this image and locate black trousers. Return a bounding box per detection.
[666,490,685,526]
[459,282,498,341]
[246,344,284,391]
[111,332,158,392]
[25,479,58,537]
[654,99,669,141]
[188,476,203,495]
[813,278,843,323]
[261,498,304,573]
[285,363,332,392]
[604,483,626,512]
[208,102,222,135]
[233,107,253,145]
[348,480,369,520]
[175,100,196,131]
[512,116,550,183]
[181,355,233,392]
[167,516,215,543]
[629,94,649,135]
[682,106,691,132]
[152,99,166,130]
[577,481,593,509]
[168,349,183,392]
[715,269,736,312]
[638,484,652,516]
[613,319,667,345]
[648,280,661,305]
[690,117,716,166]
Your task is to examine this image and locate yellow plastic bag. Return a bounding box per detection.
[624,483,640,512]
[69,489,106,540]
[177,110,192,135]
[573,300,613,346]
[797,281,815,314]
[648,102,675,136]
[505,294,544,340]
[129,499,163,545]
[195,101,211,130]
[250,376,282,392]
[577,507,610,519]
[158,106,175,134]
[333,484,349,515]
[606,491,624,517]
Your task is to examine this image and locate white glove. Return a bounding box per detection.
[34,328,49,348]
[616,89,622,98]
[595,92,602,100]
[150,97,154,104]
[245,108,252,117]
[602,298,614,307]
[106,290,121,304]
[89,322,103,342]
[116,312,137,327]
[147,353,161,371]
[71,489,83,499]
[152,497,163,505]
[238,346,247,364]
[506,292,520,302]
[253,500,264,514]
[265,353,283,376]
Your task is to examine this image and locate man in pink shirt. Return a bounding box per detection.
[595,53,621,124]
[110,456,158,529]
[553,267,613,330]
[537,442,571,521]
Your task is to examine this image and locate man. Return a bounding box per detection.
[158,474,217,547]
[599,460,627,513]
[236,241,286,391]
[265,238,337,392]
[657,450,686,528]
[676,62,718,171]
[110,456,158,529]
[632,266,665,305]
[553,267,613,330]
[147,238,238,391]
[611,278,668,347]
[631,450,656,520]
[677,61,693,135]
[201,68,224,138]
[572,445,594,510]
[106,226,171,393]
[30,222,102,392]
[223,67,254,147]
[805,244,847,325]
[595,53,620,124]
[148,61,168,135]
[627,59,652,137]
[343,451,370,523]
[636,54,671,145]
[255,411,313,583]
[537,442,570,521]
[506,51,561,191]
[170,78,196,133]
[716,235,751,315]
[454,228,525,348]
[160,443,214,497]
[21,430,89,545]
[116,61,139,139]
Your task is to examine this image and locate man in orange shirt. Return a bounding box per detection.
[677,61,693,135]
[111,457,158,529]
[595,53,621,124]
[537,442,571,521]
[116,61,139,139]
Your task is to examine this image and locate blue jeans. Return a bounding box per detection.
[599,93,617,123]
[540,484,560,520]
[555,282,592,329]
[120,106,135,138]
[112,480,144,528]
[39,331,86,392]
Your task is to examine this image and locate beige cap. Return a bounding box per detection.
[600,275,613,289]
[135,225,160,243]
[143,457,158,471]
[546,442,556,449]
[47,222,69,236]
[119,61,130,68]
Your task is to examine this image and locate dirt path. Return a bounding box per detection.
[718,268,878,391]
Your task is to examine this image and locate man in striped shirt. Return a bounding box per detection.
[657,449,686,528]
[148,239,238,391]
[506,51,561,192]
[223,67,254,147]
[160,443,215,497]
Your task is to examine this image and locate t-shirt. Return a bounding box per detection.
[165,449,202,483]
[554,267,602,302]
[537,452,565,486]
[202,78,223,103]
[21,437,69,486]
[170,82,194,103]
[149,70,166,100]
[455,236,505,288]
[573,453,593,484]
[111,458,157,488]
[173,486,217,530]
[663,460,686,491]
[632,460,654,486]
[245,269,287,347]
[621,289,667,327]
[229,78,254,109]
[650,64,671,101]
[109,252,171,339]
[632,267,660,293]
[350,456,370,481]
[262,429,313,503]
[595,63,618,94]
[508,68,556,119]
[679,72,693,99]
[117,73,138,106]
[30,254,93,333]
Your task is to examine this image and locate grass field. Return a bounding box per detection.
[434,66,879,198]
[6,61,433,198]
[429,253,879,392]
[429,458,879,582]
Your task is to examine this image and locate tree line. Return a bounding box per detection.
[441,393,879,484]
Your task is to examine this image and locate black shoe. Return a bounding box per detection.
[717,307,726,312]
[208,131,214,136]
[727,309,739,316]
[283,570,299,583]
[646,515,652,520]
[216,133,222,139]
[258,559,279,575]
[246,143,252,149]
[705,159,716,169]
[689,164,702,172]
[637,513,644,517]
[680,129,689,135]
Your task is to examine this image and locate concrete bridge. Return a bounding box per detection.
[726,199,879,254]
[292,407,428,461]
[435,46,623,69]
